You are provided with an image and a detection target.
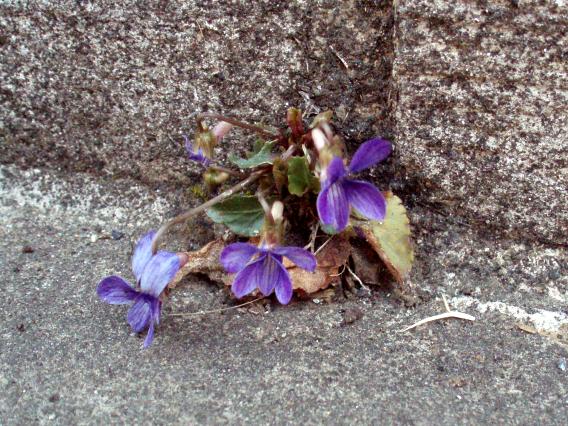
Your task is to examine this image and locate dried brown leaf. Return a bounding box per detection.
[170,239,230,289]
[287,236,351,294]
[171,236,352,297]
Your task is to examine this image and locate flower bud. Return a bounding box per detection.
[312,128,328,152]
[195,130,217,159]
[271,201,284,223]
[309,110,333,129]
[286,107,304,138]
[212,121,233,142]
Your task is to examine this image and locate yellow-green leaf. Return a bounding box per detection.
[357,192,413,284]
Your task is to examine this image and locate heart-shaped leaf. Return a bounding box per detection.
[356,192,413,284]
[206,195,266,237]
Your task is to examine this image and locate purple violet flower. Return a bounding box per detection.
[317,137,391,232]
[220,242,317,304]
[184,135,211,166]
[97,231,182,348]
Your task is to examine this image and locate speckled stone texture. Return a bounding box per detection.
[0,0,394,184]
[2,1,568,423]
[393,0,568,245]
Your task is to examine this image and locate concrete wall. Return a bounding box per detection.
[1,0,566,244]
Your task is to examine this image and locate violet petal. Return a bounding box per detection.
[139,251,180,297]
[273,259,293,304]
[132,230,156,283]
[255,254,284,296]
[127,296,153,333]
[344,179,387,221]
[231,256,267,298]
[143,299,160,348]
[272,246,317,272]
[322,156,347,187]
[184,135,211,166]
[97,275,139,304]
[220,243,259,273]
[317,181,350,231]
[348,138,391,173]
[144,321,155,348]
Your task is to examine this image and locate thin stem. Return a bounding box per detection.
[314,236,333,256]
[281,144,297,161]
[153,124,298,254]
[151,169,267,253]
[197,113,279,139]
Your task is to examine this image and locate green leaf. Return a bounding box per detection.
[252,139,266,155]
[206,195,266,237]
[357,192,413,284]
[287,156,319,196]
[229,141,277,169]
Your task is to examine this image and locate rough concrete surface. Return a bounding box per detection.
[0,0,394,183]
[1,0,568,424]
[1,165,567,425]
[394,0,568,244]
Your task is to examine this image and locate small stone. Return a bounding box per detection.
[16,324,25,332]
[341,307,364,326]
[48,393,60,403]
[90,234,98,243]
[22,245,34,253]
[558,358,566,372]
[111,230,125,240]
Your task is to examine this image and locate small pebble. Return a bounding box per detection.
[90,234,98,243]
[341,307,364,326]
[22,245,34,254]
[111,230,125,240]
[558,358,566,372]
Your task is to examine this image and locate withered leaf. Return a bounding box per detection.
[286,236,351,294]
[170,239,231,289]
[171,236,352,297]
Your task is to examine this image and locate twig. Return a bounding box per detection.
[304,223,319,253]
[152,137,298,253]
[345,264,370,291]
[398,294,475,333]
[169,297,265,317]
[208,165,244,178]
[329,264,346,277]
[329,45,349,69]
[314,236,333,256]
[197,113,278,139]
